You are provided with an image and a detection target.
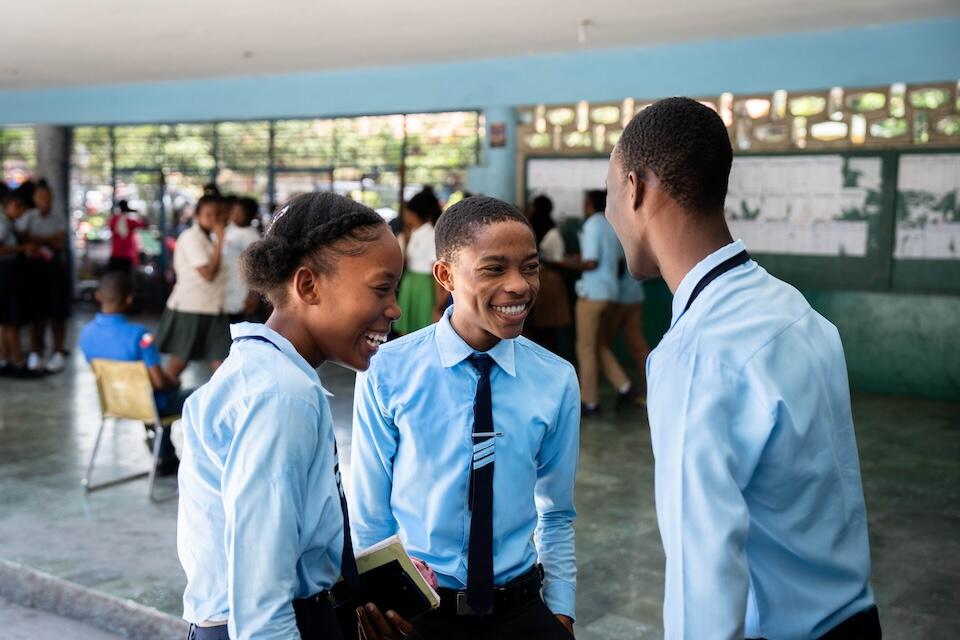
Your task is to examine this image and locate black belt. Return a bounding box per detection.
[187,590,340,640]
[748,605,881,640]
[435,564,544,617]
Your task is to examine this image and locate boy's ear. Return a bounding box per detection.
[628,169,646,213]
[124,294,134,307]
[433,260,455,294]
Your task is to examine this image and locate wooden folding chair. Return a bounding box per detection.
[83,359,178,500]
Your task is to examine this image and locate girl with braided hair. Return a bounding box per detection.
[177,192,415,640]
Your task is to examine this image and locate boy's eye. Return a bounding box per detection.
[482,266,504,274]
[523,262,541,273]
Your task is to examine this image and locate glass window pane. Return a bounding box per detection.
[0,126,37,185]
[114,125,162,170]
[274,119,336,168]
[216,121,269,169]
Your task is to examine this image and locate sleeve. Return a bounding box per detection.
[348,369,400,551]
[221,394,321,640]
[650,355,752,640]
[178,229,213,269]
[534,365,580,619]
[579,220,600,262]
[136,329,161,368]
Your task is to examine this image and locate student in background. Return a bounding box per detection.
[395,188,446,335]
[525,195,570,354]
[108,200,147,273]
[156,195,230,381]
[19,180,71,373]
[562,190,634,416]
[222,196,262,323]
[351,196,579,639]
[79,272,185,474]
[605,97,879,639]
[0,191,39,378]
[178,192,411,640]
[601,257,652,405]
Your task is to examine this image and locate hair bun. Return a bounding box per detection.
[240,235,298,294]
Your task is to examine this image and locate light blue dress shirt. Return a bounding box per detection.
[349,307,580,619]
[178,322,346,640]
[616,244,646,305]
[647,240,875,640]
[575,213,621,301]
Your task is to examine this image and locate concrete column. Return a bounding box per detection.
[34,125,73,287]
[466,106,517,204]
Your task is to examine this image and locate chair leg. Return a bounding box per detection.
[82,418,109,490]
[83,418,149,492]
[147,423,165,501]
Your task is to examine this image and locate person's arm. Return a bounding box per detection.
[651,355,754,640]
[137,331,180,391]
[348,369,401,551]
[535,366,581,630]
[557,221,600,273]
[222,394,320,639]
[195,223,225,282]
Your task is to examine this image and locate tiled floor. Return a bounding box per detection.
[0,314,957,638]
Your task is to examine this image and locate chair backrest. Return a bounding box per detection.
[90,359,159,423]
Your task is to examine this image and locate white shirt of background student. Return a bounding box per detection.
[222,207,261,316]
[403,221,437,274]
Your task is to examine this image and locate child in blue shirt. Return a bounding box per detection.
[78,272,187,474]
[350,196,580,639]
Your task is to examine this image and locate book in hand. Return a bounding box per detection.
[331,535,441,638]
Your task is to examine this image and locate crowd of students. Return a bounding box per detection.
[0,179,71,377]
[8,97,882,640]
[167,98,879,640]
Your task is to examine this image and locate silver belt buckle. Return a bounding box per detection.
[455,592,492,616]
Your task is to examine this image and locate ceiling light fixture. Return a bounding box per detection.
[577,19,592,45]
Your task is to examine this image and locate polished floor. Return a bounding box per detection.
[0,316,957,639]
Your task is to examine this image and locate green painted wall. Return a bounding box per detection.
[635,281,960,401]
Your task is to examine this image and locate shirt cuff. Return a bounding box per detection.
[543,579,576,621]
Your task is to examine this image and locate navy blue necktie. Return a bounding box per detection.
[334,440,361,591]
[467,353,495,615]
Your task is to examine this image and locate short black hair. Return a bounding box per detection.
[406,187,442,225]
[435,196,533,262]
[195,194,221,216]
[238,196,259,222]
[585,190,606,213]
[98,271,133,304]
[240,192,386,305]
[615,96,732,214]
[529,195,555,245]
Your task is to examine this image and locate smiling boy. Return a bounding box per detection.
[349,196,579,639]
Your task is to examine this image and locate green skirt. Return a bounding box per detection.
[395,271,436,336]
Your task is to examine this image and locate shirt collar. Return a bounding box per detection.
[434,306,517,377]
[230,322,333,396]
[670,239,746,328]
[95,312,126,323]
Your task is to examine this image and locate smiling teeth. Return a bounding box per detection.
[364,332,388,346]
[492,304,528,315]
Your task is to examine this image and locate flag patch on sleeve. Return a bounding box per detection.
[140,333,155,348]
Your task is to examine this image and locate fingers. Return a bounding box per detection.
[357,604,414,639]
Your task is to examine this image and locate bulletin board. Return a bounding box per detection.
[524,152,900,292]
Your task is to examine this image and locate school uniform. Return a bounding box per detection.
[395,223,437,336]
[78,313,183,460]
[19,208,71,321]
[647,240,879,639]
[157,224,231,362]
[221,224,261,319]
[530,228,571,330]
[350,307,579,639]
[178,322,358,640]
[0,214,33,327]
[574,213,629,406]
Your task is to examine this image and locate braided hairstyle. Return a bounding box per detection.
[240,192,386,306]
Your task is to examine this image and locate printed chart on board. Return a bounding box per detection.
[894,153,960,260]
[527,155,884,258]
[725,155,882,257]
